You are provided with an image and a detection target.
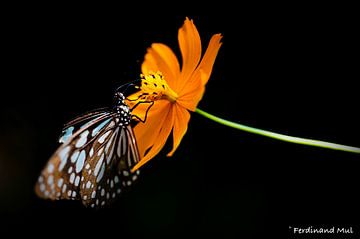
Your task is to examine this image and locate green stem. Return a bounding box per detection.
[195,108,360,154]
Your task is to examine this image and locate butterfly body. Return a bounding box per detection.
[35,92,140,208]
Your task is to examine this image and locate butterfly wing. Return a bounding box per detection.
[80,125,140,208]
[35,112,115,201]
[59,108,109,143]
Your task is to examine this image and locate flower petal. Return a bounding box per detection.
[178,18,202,86]
[196,33,223,85]
[176,34,222,111]
[141,43,180,89]
[167,104,191,156]
[141,49,158,74]
[132,104,174,171]
[131,100,170,158]
[177,73,205,111]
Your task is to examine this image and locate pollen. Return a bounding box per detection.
[140,71,178,102]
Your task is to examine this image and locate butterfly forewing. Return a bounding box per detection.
[35,112,115,201]
[59,109,109,143]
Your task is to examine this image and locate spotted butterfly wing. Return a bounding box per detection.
[35,93,140,208]
[58,108,109,144]
[79,124,140,207]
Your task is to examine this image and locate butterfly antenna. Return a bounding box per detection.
[116,80,141,97]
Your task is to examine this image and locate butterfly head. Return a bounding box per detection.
[114,92,126,104]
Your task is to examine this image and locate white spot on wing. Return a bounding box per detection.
[94,155,104,176]
[57,178,64,188]
[47,175,54,185]
[40,183,45,192]
[62,184,67,193]
[114,175,119,184]
[74,175,80,186]
[97,147,104,156]
[92,118,111,137]
[58,146,71,171]
[76,130,89,148]
[47,163,54,173]
[69,173,75,184]
[70,150,79,163]
[59,126,74,143]
[86,181,91,189]
[98,131,111,144]
[75,150,86,173]
[96,163,106,183]
[106,131,117,164]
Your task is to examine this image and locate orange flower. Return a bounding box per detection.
[128,17,222,171]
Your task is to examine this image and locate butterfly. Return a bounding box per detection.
[35,86,152,208]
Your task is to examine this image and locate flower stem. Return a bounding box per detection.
[195,108,360,154]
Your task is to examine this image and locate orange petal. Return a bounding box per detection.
[151,44,180,88]
[141,49,158,74]
[178,18,202,86]
[177,72,205,111]
[197,33,223,85]
[167,104,191,156]
[176,34,222,110]
[125,92,157,122]
[141,43,180,90]
[132,105,174,171]
[132,100,170,158]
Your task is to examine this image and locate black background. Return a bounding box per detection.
[1,9,359,238]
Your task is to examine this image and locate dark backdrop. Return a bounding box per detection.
[1,10,359,238]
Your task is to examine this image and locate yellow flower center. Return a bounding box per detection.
[139,71,178,102]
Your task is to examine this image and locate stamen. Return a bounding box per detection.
[139,71,178,102]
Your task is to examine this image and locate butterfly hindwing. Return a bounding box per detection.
[80,125,140,208]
